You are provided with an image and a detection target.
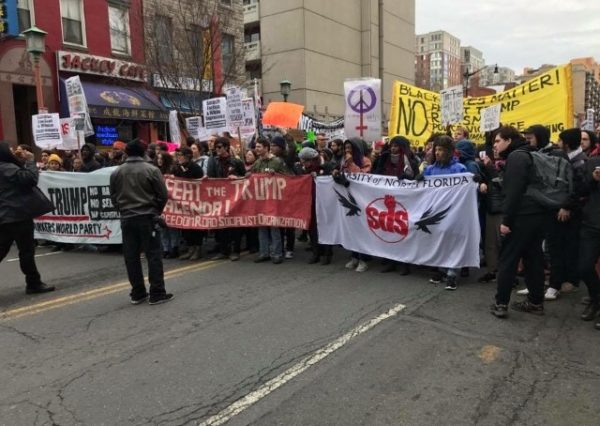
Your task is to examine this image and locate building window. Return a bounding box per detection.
[17,0,33,32]
[61,0,85,45]
[109,5,130,55]
[221,0,232,5]
[155,15,173,64]
[221,33,234,73]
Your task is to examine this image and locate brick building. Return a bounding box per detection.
[415,30,462,92]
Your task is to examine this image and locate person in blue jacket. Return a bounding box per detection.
[424,135,466,290]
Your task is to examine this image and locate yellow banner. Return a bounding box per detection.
[389,65,573,146]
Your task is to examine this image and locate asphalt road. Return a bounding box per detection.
[1,241,599,426]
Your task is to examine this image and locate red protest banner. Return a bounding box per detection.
[163,174,313,230]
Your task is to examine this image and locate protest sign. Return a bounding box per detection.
[344,78,381,142]
[34,168,122,244]
[389,65,573,146]
[440,85,464,126]
[582,108,595,131]
[32,113,62,149]
[169,110,182,145]
[226,86,244,129]
[203,97,228,133]
[163,174,313,230]
[239,98,257,141]
[262,102,304,128]
[480,104,502,133]
[316,173,480,268]
[58,118,81,150]
[185,116,203,140]
[64,75,94,136]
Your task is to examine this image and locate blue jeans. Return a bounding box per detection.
[258,227,282,258]
[161,227,181,253]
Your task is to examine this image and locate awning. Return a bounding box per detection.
[159,92,207,114]
[59,79,169,122]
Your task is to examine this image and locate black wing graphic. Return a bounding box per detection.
[415,205,452,234]
[333,188,361,216]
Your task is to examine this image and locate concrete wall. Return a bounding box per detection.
[260,0,415,123]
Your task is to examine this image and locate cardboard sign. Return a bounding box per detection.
[64,76,94,136]
[344,78,381,142]
[239,98,257,141]
[440,85,464,126]
[32,113,62,149]
[480,104,502,133]
[262,102,304,128]
[185,116,203,140]
[226,86,244,129]
[203,97,228,133]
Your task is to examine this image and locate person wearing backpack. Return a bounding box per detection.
[543,129,588,300]
[490,126,550,318]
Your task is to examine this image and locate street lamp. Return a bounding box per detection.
[279,79,291,102]
[22,26,48,113]
[463,64,499,97]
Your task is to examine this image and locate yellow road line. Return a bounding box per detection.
[0,260,222,321]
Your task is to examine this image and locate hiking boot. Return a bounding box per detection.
[445,275,457,291]
[355,260,368,272]
[477,272,496,283]
[581,303,600,321]
[25,283,56,294]
[544,287,559,301]
[511,300,544,315]
[345,258,359,269]
[148,293,174,305]
[490,303,509,318]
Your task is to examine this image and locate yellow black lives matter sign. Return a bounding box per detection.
[389,65,573,146]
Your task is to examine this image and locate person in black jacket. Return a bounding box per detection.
[79,143,102,173]
[0,141,55,294]
[172,147,205,261]
[578,157,600,328]
[491,126,550,318]
[206,137,246,261]
[110,140,172,305]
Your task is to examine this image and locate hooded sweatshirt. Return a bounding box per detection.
[340,138,371,173]
[456,140,482,178]
[80,143,102,173]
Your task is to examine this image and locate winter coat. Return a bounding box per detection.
[581,157,600,231]
[206,155,246,178]
[423,157,466,176]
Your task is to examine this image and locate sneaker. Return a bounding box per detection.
[445,276,457,290]
[272,257,283,265]
[284,251,294,259]
[477,272,496,283]
[581,303,600,321]
[490,303,509,318]
[355,260,368,272]
[511,300,544,315]
[544,288,559,301]
[581,296,591,305]
[25,283,56,294]
[148,293,174,305]
[429,272,445,284]
[345,258,359,269]
[130,294,148,305]
[210,253,228,261]
[229,253,240,261]
[560,282,578,293]
[516,288,529,296]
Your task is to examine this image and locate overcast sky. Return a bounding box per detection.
[416,0,600,73]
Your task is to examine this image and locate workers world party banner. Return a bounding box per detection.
[163,174,313,230]
[316,174,480,268]
[34,168,122,244]
[389,65,573,146]
[344,78,381,142]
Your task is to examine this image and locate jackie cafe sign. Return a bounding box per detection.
[57,51,147,82]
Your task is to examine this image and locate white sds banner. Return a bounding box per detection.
[316,173,480,268]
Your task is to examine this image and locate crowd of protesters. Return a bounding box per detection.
[1,122,600,325]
